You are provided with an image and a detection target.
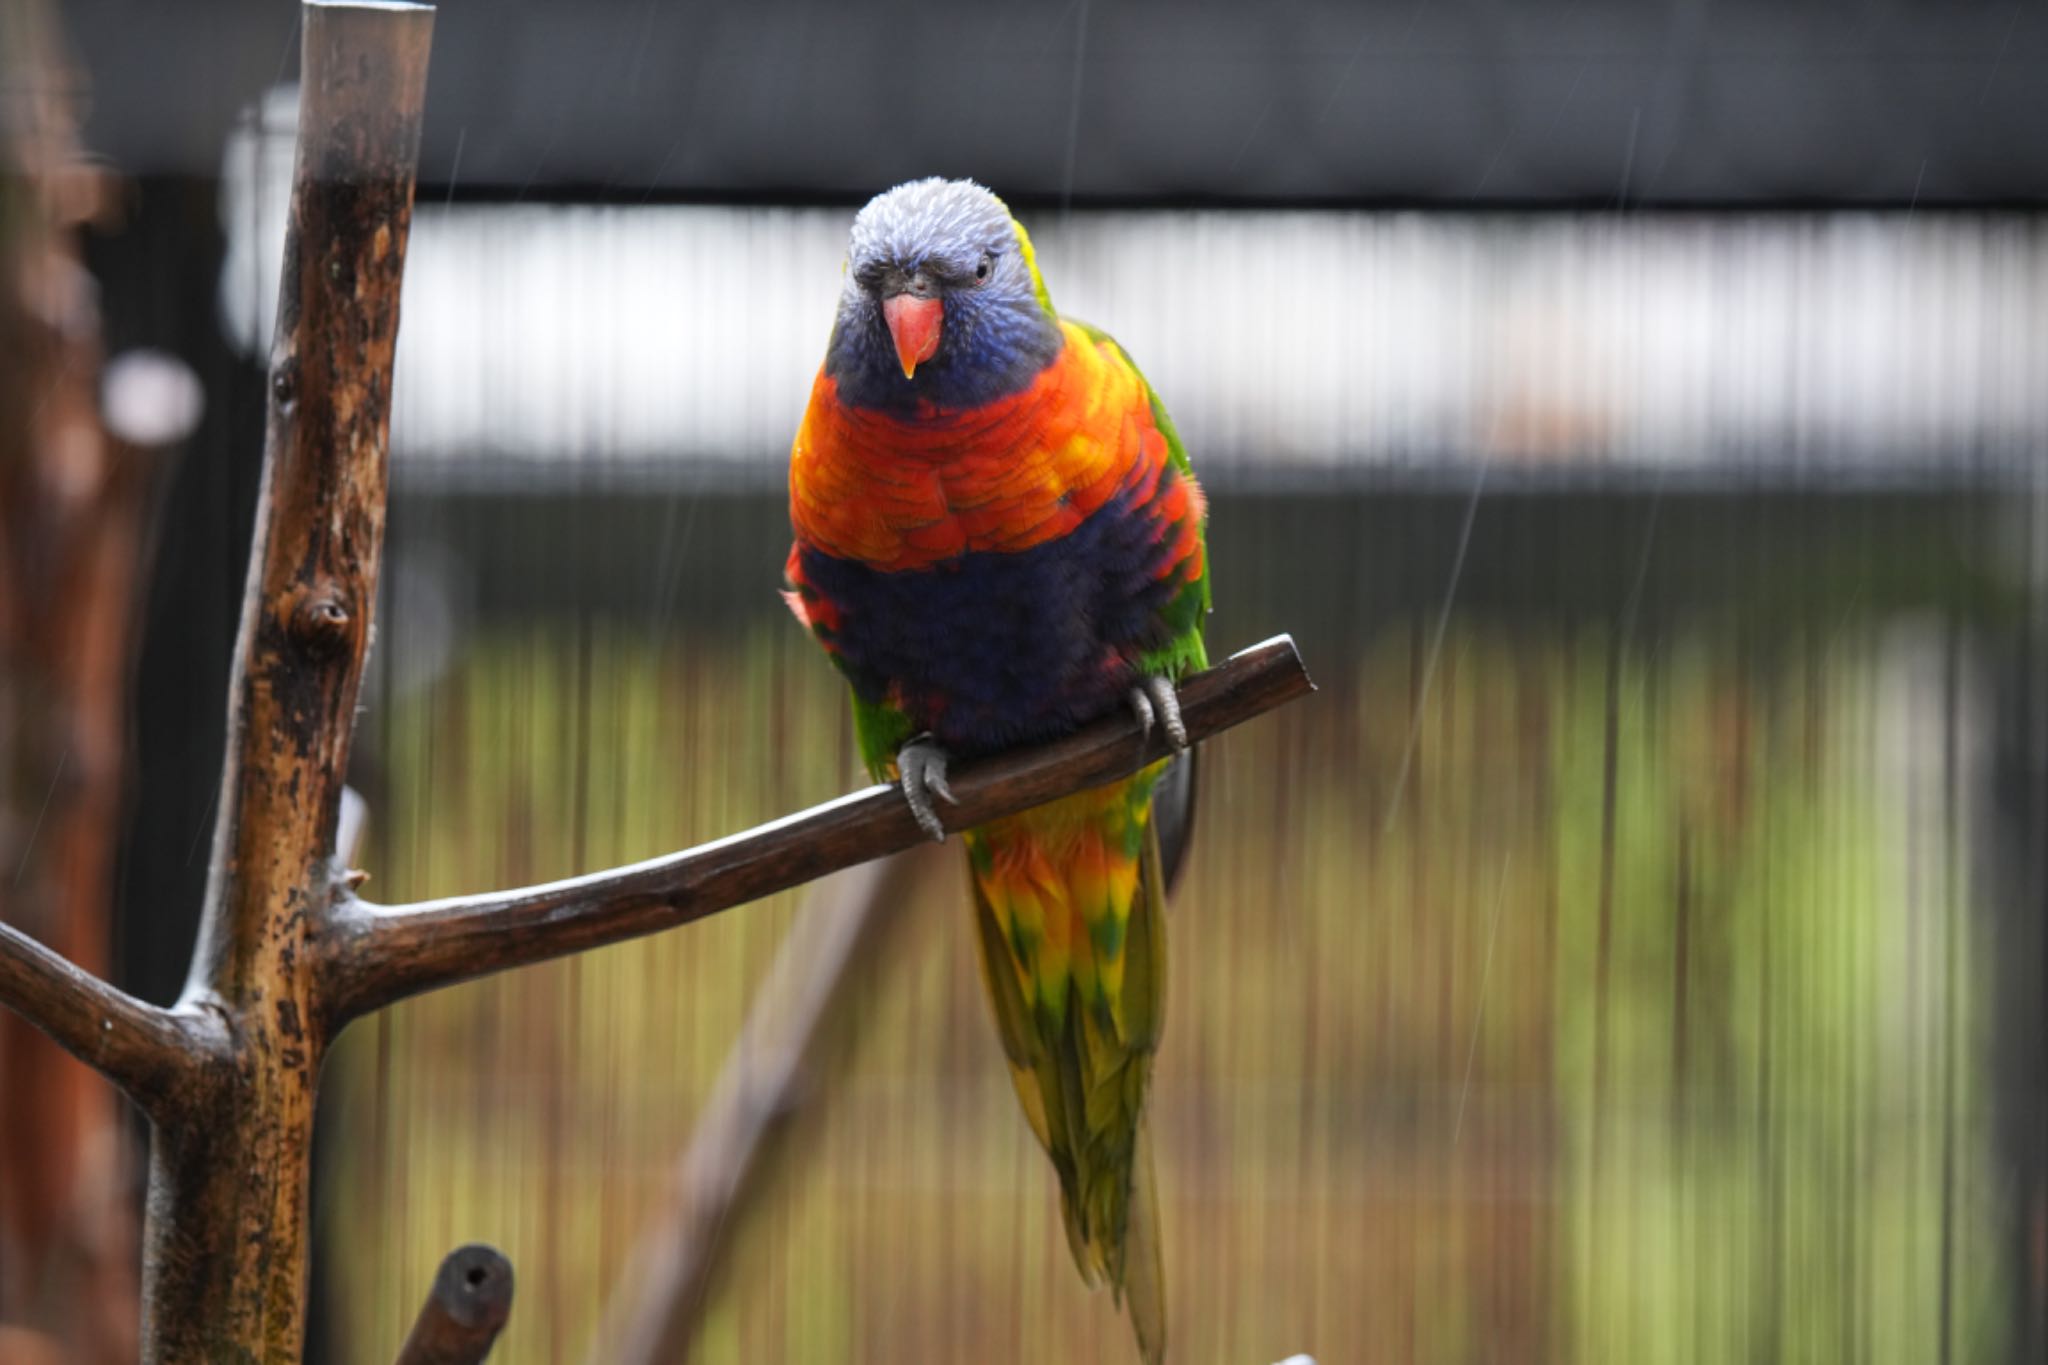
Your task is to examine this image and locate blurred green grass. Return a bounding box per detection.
[321,608,2006,1364]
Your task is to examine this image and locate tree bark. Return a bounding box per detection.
[137,4,434,1359]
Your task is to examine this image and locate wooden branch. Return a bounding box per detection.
[138,4,434,1360]
[182,0,431,1019]
[0,921,209,1113]
[324,634,1312,1022]
[588,851,929,1365]
[393,1245,512,1365]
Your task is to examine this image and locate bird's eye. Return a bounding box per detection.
[975,253,994,283]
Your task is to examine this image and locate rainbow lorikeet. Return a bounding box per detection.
[783,178,1209,1362]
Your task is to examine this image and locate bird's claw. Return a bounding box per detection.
[897,735,958,842]
[1128,675,1188,751]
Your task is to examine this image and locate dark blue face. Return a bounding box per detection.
[825,179,1064,412]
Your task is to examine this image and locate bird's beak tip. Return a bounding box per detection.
[883,294,943,381]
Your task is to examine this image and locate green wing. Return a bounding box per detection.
[849,686,914,783]
[1067,317,1211,683]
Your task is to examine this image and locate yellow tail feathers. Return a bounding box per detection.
[965,768,1172,1361]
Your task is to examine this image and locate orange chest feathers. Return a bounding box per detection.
[789,321,1174,573]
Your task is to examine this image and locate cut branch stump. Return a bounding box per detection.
[393,1245,513,1365]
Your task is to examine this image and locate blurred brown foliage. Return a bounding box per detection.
[0,1,144,1357]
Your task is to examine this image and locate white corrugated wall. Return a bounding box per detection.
[220,96,2048,489]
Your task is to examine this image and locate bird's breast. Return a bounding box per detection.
[791,478,1178,754]
[789,321,1167,573]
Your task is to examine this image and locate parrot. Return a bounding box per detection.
[782,177,1209,1364]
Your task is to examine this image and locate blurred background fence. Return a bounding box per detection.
[7,0,2047,1360]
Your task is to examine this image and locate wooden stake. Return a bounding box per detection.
[588,851,930,1365]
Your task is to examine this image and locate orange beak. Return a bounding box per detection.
[882,294,943,379]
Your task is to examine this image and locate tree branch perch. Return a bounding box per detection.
[323,634,1311,1022]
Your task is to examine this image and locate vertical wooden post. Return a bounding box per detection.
[139,4,433,1359]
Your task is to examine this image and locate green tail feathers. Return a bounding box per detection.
[1124,1122,1168,1365]
[965,771,1172,1363]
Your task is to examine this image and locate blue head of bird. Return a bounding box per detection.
[827,177,1063,411]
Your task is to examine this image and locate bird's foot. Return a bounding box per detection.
[1127,675,1189,751]
[897,734,959,842]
